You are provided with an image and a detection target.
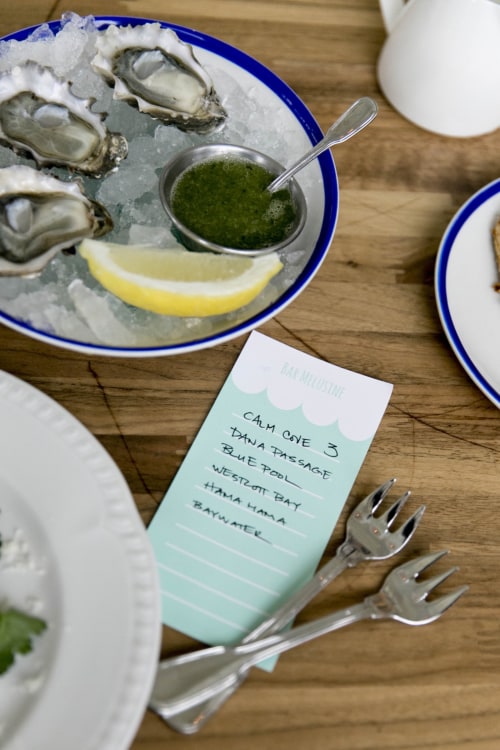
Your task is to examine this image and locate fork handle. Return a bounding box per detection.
[150,600,374,720]
[157,550,354,733]
[243,550,353,642]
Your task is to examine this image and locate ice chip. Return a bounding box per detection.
[25,24,54,43]
[128,224,176,247]
[68,279,185,347]
[68,279,141,346]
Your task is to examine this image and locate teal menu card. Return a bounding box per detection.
[148,332,393,665]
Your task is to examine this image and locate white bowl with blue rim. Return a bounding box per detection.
[0,15,339,357]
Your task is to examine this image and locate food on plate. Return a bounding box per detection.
[0,62,128,175]
[92,23,227,132]
[0,607,47,675]
[0,12,312,346]
[0,165,113,277]
[0,529,47,675]
[78,238,283,316]
[492,217,500,291]
[170,156,298,250]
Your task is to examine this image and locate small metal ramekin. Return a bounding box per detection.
[159,143,307,256]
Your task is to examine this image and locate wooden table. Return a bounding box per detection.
[1,1,499,748]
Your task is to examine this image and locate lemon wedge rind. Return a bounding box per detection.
[78,239,284,317]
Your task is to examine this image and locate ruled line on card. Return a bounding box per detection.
[200,474,316,520]
[206,460,324,502]
[187,502,298,556]
[164,542,281,596]
[176,523,290,577]
[196,483,308,537]
[161,590,250,633]
[158,563,271,616]
[273,545,299,558]
[227,412,341,464]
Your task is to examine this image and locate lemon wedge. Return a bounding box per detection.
[78,239,283,317]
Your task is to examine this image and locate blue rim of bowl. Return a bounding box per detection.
[0,15,339,357]
[434,178,500,407]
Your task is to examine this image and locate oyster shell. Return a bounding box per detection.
[0,165,113,277]
[0,62,128,176]
[92,23,227,132]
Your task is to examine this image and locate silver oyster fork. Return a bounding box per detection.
[151,478,426,733]
[149,550,467,721]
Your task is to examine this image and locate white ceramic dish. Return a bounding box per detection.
[435,178,500,408]
[0,369,161,749]
[0,15,339,357]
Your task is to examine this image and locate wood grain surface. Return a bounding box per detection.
[1,2,499,748]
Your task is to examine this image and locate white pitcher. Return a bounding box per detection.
[376,0,500,137]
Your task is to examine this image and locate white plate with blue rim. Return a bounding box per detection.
[0,13,339,357]
[0,369,161,750]
[435,178,500,408]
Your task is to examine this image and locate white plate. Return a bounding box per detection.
[435,178,500,407]
[0,370,161,749]
[0,15,339,357]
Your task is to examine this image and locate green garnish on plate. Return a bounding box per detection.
[0,608,47,674]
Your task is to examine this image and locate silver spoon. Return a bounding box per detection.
[267,96,378,193]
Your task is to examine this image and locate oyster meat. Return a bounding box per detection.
[92,23,227,132]
[0,62,128,176]
[0,165,113,277]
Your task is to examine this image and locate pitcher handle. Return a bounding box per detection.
[378,0,406,32]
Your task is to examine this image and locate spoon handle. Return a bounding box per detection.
[267,96,378,192]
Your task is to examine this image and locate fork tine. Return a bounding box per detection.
[380,490,411,528]
[355,477,396,518]
[398,549,449,579]
[389,504,426,547]
[417,565,459,600]
[424,585,469,620]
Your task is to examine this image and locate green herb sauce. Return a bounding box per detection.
[171,157,297,249]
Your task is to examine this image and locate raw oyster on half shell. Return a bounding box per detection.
[0,165,113,277]
[0,62,128,176]
[92,23,227,132]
